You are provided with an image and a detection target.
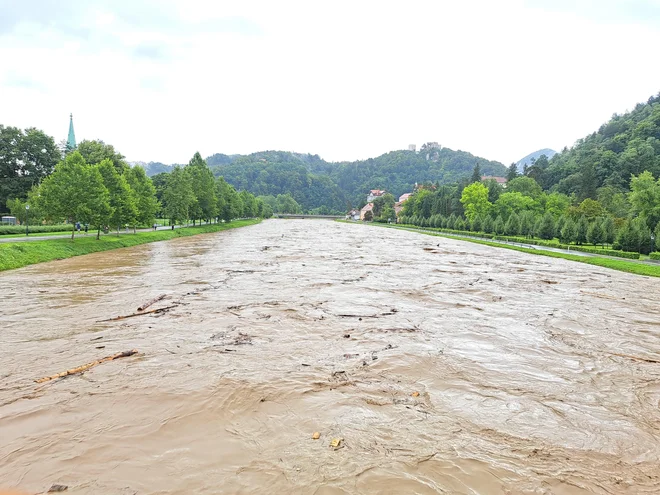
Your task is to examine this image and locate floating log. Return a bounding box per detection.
[96,305,177,322]
[137,294,166,312]
[35,349,139,383]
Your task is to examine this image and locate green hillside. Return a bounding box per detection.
[528,93,660,197]
[208,146,507,212]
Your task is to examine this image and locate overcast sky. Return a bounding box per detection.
[1,0,659,165]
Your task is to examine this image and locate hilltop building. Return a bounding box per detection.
[408,144,416,152]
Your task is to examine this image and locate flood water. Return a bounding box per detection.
[1,219,659,494]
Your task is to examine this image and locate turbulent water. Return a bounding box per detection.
[1,220,659,494]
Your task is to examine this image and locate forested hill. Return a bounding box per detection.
[207,146,507,212]
[528,93,660,198]
[516,148,556,172]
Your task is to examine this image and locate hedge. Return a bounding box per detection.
[398,224,640,259]
[0,224,73,235]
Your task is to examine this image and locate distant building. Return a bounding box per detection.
[360,203,374,221]
[398,193,412,203]
[346,209,360,221]
[367,189,386,202]
[408,144,416,152]
[67,113,76,150]
[481,176,508,187]
[394,202,404,219]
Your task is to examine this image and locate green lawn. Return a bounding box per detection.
[0,219,261,272]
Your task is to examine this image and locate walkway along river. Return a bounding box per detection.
[0,220,659,494]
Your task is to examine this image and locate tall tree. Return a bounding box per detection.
[126,166,159,229]
[97,159,138,233]
[163,166,195,225]
[38,152,111,239]
[629,171,660,230]
[185,152,217,223]
[460,182,492,222]
[0,125,60,209]
[587,219,605,247]
[506,163,519,182]
[470,163,482,184]
[77,140,129,174]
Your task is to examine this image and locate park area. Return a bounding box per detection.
[0,220,658,494]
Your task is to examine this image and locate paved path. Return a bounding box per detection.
[0,224,194,243]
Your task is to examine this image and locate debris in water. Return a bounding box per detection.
[137,293,166,312]
[343,334,350,338]
[329,438,343,448]
[312,432,320,440]
[48,484,68,492]
[35,350,139,383]
[97,305,177,322]
[411,391,420,397]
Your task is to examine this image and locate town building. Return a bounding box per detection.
[345,209,360,221]
[366,189,386,202]
[360,203,374,221]
[398,193,412,203]
[481,176,508,187]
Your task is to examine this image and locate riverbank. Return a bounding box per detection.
[0,219,261,272]
[350,221,660,278]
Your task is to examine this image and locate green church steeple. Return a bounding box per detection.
[67,113,76,151]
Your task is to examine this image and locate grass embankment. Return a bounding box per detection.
[351,222,660,278]
[0,219,261,272]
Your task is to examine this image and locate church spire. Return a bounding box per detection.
[67,113,77,151]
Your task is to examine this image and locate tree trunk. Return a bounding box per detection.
[97,228,101,240]
[71,223,75,240]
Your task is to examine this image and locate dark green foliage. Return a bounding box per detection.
[493,215,505,235]
[587,219,605,246]
[504,212,520,236]
[534,212,555,240]
[545,93,660,193]
[560,219,577,244]
[0,125,60,211]
[209,148,506,213]
[575,217,588,245]
[602,216,616,245]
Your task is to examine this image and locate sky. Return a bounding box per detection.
[1,0,660,166]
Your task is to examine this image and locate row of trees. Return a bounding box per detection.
[4,134,268,238]
[398,170,660,254]
[399,211,659,253]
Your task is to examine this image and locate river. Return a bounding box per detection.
[1,219,659,494]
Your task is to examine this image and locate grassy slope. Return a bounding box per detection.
[0,220,261,272]
[359,222,660,278]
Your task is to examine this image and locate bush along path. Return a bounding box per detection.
[347,221,660,278]
[0,219,261,272]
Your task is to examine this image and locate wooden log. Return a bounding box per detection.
[96,305,177,322]
[35,349,139,383]
[137,294,166,312]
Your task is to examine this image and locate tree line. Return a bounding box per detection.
[2,134,268,238]
[398,172,660,254]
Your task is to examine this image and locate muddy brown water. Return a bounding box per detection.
[1,220,659,494]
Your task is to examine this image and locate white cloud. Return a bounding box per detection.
[1,0,659,165]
